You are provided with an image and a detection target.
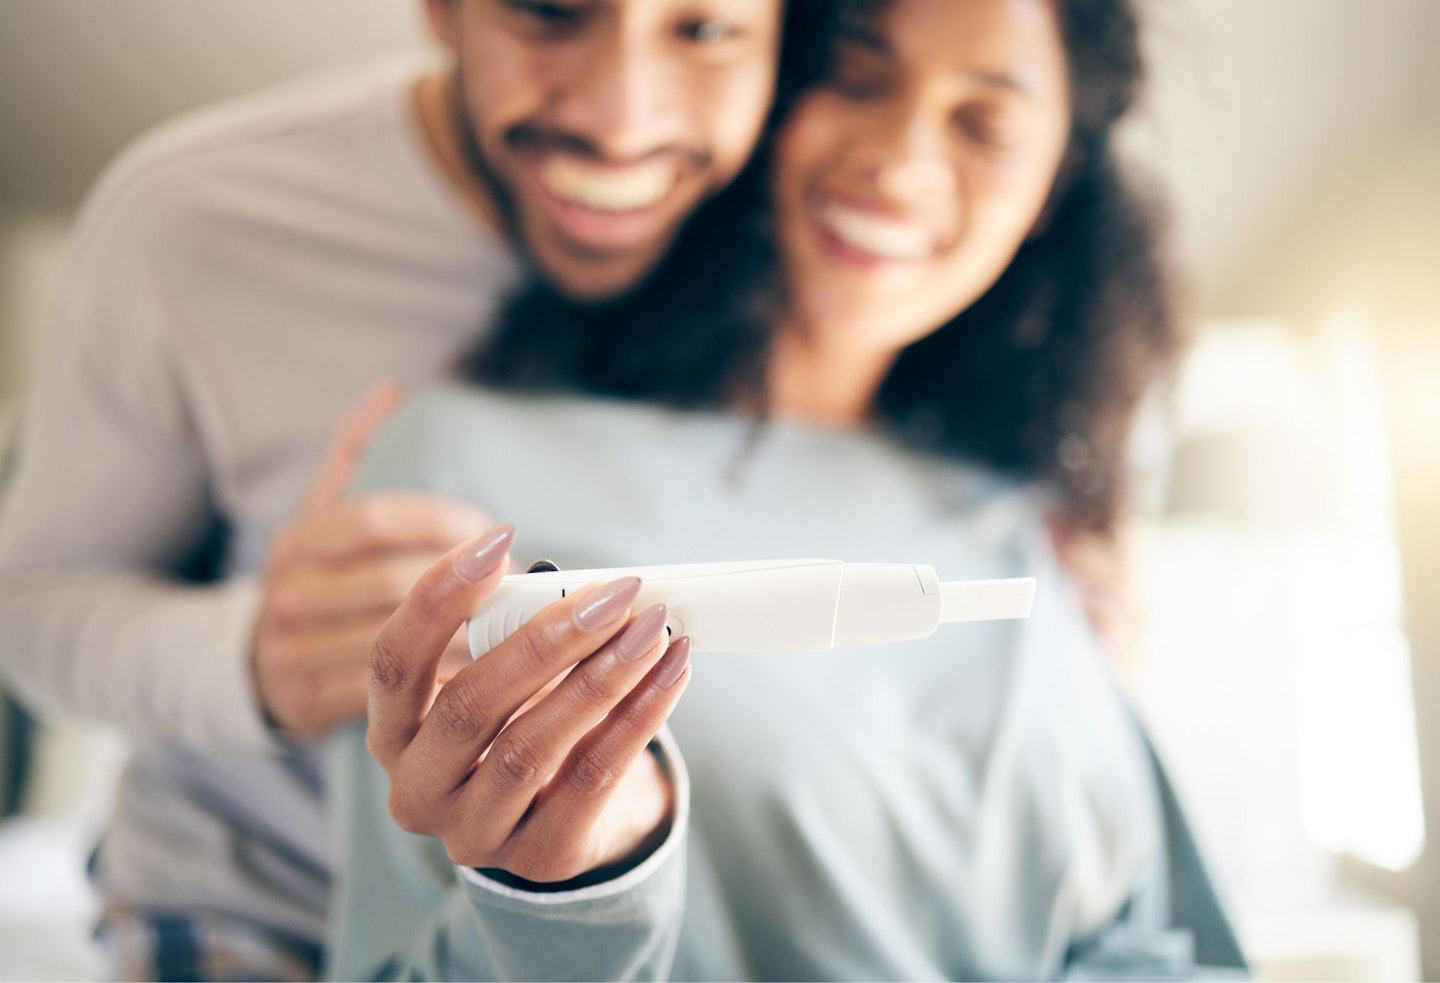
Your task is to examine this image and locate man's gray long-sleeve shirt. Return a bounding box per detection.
[0,61,517,946]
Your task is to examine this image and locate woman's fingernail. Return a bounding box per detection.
[452,524,514,582]
[653,636,691,691]
[615,604,668,662]
[574,576,642,631]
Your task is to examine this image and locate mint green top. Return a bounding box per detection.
[327,386,1245,981]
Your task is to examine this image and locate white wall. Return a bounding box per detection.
[1129,0,1440,322]
[0,217,67,405]
[0,0,428,218]
[0,0,431,408]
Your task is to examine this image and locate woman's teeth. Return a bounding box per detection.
[817,201,933,261]
[540,157,675,212]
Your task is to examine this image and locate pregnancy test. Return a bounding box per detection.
[468,558,1035,657]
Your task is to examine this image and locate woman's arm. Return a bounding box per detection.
[325,528,693,980]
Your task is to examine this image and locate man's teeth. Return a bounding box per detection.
[818,202,933,261]
[540,157,675,212]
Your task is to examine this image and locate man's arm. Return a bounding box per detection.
[0,163,488,748]
[0,374,489,748]
[0,184,271,744]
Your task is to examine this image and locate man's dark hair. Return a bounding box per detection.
[460,0,1181,532]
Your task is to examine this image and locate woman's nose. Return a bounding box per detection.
[861,109,955,205]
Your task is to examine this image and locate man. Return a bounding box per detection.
[0,1,787,977]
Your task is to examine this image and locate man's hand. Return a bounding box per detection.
[252,384,491,739]
[367,526,692,885]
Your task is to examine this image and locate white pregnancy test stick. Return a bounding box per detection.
[468,558,1035,658]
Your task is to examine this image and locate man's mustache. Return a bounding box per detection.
[504,123,712,170]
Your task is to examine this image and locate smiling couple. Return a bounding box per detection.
[0,0,1245,979]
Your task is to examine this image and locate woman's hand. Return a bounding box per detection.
[365,524,692,885]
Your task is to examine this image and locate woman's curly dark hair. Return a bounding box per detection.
[460,0,1182,533]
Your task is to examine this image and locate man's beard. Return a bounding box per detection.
[449,80,633,270]
[448,68,525,254]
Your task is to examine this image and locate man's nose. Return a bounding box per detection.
[555,36,686,161]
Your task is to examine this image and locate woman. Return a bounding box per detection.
[327,0,1243,978]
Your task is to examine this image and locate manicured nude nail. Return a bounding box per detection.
[653,636,691,691]
[574,576,642,631]
[615,604,668,662]
[452,524,514,582]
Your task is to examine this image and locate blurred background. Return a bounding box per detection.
[0,1,1436,980]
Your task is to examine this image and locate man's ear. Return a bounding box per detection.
[422,0,460,49]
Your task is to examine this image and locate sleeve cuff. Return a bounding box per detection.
[181,574,281,751]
